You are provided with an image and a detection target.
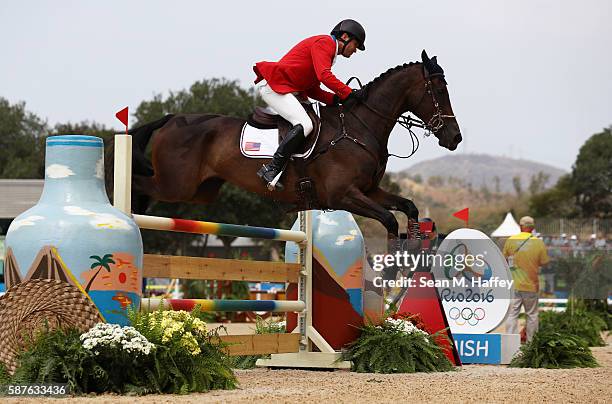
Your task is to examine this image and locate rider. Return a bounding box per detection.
[253,19,366,190]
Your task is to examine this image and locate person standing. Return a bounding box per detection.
[503,216,550,342]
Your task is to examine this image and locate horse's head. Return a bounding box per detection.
[417,50,462,151]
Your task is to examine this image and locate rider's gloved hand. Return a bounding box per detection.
[335,89,363,105]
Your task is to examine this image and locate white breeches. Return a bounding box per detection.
[258,82,314,136]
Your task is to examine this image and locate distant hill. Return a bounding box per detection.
[397,154,567,194]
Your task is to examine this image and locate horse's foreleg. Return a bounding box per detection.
[366,187,419,237]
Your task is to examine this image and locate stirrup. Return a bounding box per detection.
[257,165,285,191]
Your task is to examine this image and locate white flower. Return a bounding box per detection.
[81,323,154,356]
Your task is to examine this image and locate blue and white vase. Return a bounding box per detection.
[4,135,143,325]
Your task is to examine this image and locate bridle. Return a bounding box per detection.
[344,68,456,159]
[308,66,456,164]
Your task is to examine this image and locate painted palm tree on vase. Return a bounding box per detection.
[85,254,116,292]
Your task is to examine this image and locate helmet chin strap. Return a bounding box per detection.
[338,36,351,57]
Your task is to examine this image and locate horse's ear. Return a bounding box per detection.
[421,50,430,64]
[431,56,438,65]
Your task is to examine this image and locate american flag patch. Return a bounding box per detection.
[244,142,261,151]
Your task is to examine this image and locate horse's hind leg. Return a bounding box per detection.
[191,177,225,204]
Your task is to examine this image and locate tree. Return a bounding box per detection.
[529,174,577,217]
[512,176,523,197]
[379,173,401,195]
[427,176,444,187]
[0,98,47,178]
[528,126,612,219]
[528,171,550,195]
[493,176,501,193]
[571,127,612,218]
[480,184,492,201]
[133,78,259,126]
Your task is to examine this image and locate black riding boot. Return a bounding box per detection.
[257,124,306,190]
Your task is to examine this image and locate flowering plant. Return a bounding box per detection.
[80,323,155,356]
[130,306,237,393]
[342,311,454,373]
[155,310,206,355]
[383,313,429,341]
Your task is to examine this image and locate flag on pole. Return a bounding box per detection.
[115,107,129,135]
[452,208,469,227]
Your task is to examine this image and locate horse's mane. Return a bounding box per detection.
[360,61,421,97]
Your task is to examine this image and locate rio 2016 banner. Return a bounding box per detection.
[430,228,513,335]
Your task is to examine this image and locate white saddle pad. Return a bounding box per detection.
[240,103,321,159]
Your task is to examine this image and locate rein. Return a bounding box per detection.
[344,69,455,159]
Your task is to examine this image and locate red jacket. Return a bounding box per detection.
[254,35,352,105]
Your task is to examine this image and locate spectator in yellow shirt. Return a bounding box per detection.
[503,216,550,341]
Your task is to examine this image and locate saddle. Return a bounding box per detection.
[246,102,322,209]
[247,102,321,148]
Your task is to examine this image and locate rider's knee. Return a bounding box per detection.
[301,120,314,137]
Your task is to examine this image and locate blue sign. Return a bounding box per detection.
[454,333,502,364]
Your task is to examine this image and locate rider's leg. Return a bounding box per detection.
[256,83,313,190]
[258,82,314,135]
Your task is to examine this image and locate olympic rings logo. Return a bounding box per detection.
[448,307,485,326]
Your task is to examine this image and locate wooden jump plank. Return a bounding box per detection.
[218,333,300,356]
[143,254,300,283]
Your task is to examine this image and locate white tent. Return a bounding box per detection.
[491,212,521,237]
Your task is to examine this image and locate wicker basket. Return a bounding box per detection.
[0,279,103,373]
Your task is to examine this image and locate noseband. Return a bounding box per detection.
[420,71,456,133]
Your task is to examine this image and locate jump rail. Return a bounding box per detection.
[142,298,306,312]
[134,214,307,243]
[113,134,349,368]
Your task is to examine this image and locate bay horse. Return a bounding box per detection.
[120,50,461,246]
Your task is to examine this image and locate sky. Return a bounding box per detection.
[1,0,611,172]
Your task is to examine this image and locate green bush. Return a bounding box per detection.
[341,315,454,373]
[540,300,608,347]
[2,308,237,395]
[9,327,108,394]
[510,330,599,368]
[129,308,237,393]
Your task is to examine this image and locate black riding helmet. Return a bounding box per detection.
[331,19,366,51]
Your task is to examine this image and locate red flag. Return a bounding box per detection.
[115,107,129,135]
[452,208,469,227]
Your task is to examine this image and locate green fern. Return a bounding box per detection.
[540,299,608,347]
[10,327,103,394]
[342,321,455,373]
[510,329,599,368]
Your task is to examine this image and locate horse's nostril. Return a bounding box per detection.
[455,133,462,144]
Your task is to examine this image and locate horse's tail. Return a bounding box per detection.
[129,114,175,176]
